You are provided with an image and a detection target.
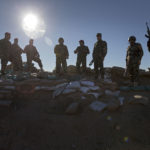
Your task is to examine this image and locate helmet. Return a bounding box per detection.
[79,40,84,44]
[58,37,64,42]
[128,36,136,42]
[96,33,102,37]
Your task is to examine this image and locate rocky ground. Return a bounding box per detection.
[0,66,150,150]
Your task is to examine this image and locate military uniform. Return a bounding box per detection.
[74,45,90,73]
[92,40,107,79]
[126,43,143,83]
[0,38,12,75]
[24,45,43,72]
[54,44,69,74]
[11,43,23,72]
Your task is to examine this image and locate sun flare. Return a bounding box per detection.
[22,13,46,39]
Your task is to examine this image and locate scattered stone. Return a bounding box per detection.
[105,90,120,97]
[65,102,79,115]
[89,101,107,112]
[88,92,102,99]
[80,87,90,94]
[66,81,81,89]
[63,89,76,94]
[80,81,95,87]
[129,95,149,105]
[89,86,100,91]
[118,97,125,106]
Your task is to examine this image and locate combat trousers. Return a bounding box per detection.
[56,56,67,74]
[94,58,104,79]
[76,56,87,73]
[27,56,43,72]
[1,58,8,75]
[127,63,139,82]
[13,55,23,72]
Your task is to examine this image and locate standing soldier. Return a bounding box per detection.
[11,38,23,72]
[74,40,90,73]
[24,39,43,72]
[126,36,144,86]
[92,33,107,80]
[0,32,12,75]
[54,38,69,74]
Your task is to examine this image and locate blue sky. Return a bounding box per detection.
[0,0,150,71]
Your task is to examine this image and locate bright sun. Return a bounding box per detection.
[22,13,46,39]
[23,14,38,31]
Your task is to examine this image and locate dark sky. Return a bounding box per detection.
[0,0,150,71]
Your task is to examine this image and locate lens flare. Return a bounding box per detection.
[22,13,46,39]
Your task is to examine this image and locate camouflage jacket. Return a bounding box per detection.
[126,43,144,64]
[92,40,107,60]
[74,45,90,57]
[11,44,23,57]
[0,38,11,58]
[54,44,69,58]
[24,45,40,59]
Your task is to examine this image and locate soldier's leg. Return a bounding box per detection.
[33,57,43,70]
[76,56,82,73]
[133,64,140,83]
[1,58,8,75]
[56,57,61,74]
[62,58,67,73]
[82,57,87,73]
[128,65,134,83]
[27,57,32,72]
[100,60,104,79]
[17,56,23,72]
[94,59,99,79]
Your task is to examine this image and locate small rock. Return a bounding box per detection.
[118,97,125,106]
[66,81,81,89]
[80,87,90,93]
[105,90,120,97]
[80,81,95,87]
[63,89,76,94]
[89,101,107,112]
[88,92,102,99]
[65,102,79,115]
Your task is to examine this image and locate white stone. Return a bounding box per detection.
[105,90,120,97]
[89,101,107,112]
[63,89,76,94]
[66,81,81,89]
[80,87,90,93]
[80,81,95,87]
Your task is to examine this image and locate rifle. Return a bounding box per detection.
[89,60,94,66]
[145,22,150,39]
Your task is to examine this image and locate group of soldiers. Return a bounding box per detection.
[0,24,150,86]
[0,32,44,75]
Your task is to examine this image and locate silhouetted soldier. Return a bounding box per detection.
[11,38,23,72]
[24,39,43,72]
[92,33,107,79]
[126,36,143,86]
[54,38,69,74]
[145,22,150,52]
[74,40,90,73]
[0,32,12,75]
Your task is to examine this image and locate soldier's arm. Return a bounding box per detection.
[86,46,90,54]
[74,47,79,54]
[24,46,28,53]
[54,45,58,54]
